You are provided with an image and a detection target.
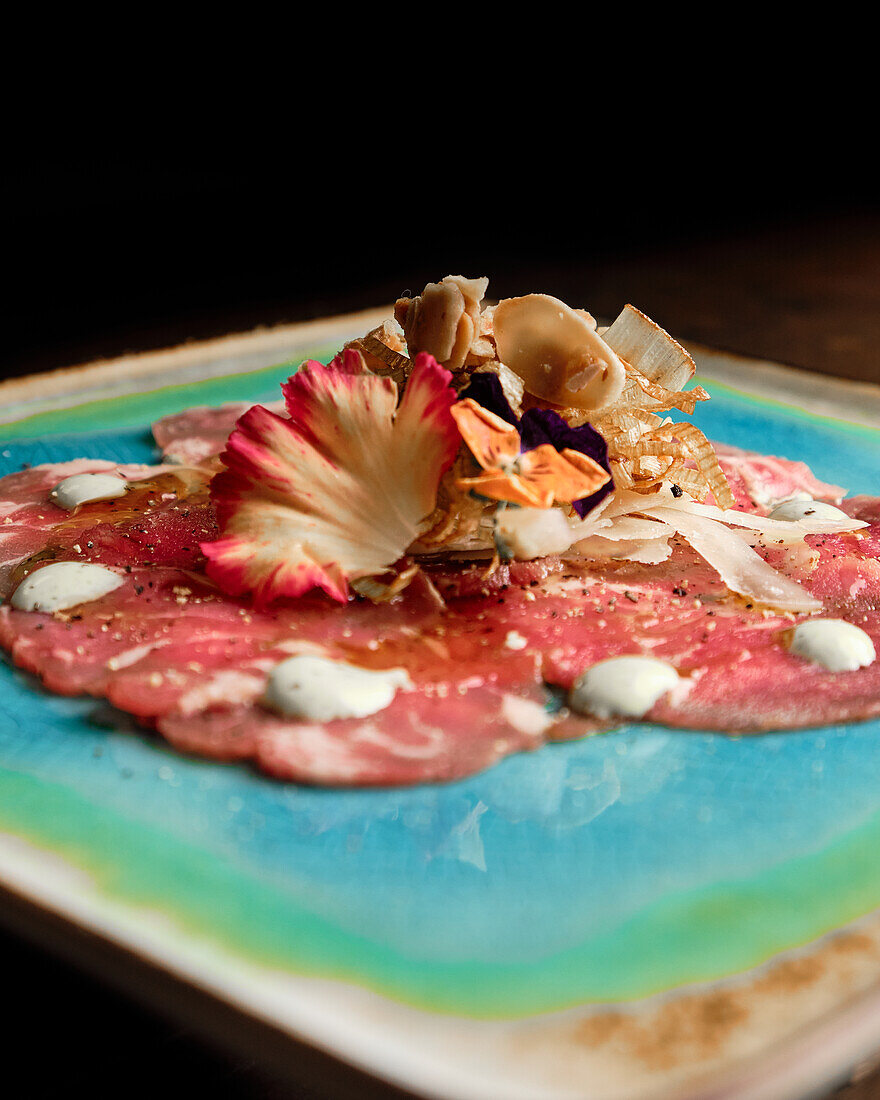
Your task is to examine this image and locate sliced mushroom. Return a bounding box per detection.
[395,275,489,372]
[493,294,626,411]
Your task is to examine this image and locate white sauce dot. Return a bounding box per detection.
[50,473,127,510]
[504,630,528,651]
[569,656,680,719]
[263,655,412,721]
[789,618,875,672]
[11,562,124,612]
[768,498,849,523]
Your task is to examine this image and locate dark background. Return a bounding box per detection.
[5,156,880,385]
[3,148,880,1100]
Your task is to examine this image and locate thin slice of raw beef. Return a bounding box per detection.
[0,564,556,783]
[152,401,285,466]
[1,447,879,786]
[0,460,184,591]
[714,443,846,511]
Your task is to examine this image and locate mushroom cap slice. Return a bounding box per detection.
[493,294,626,411]
[395,275,489,372]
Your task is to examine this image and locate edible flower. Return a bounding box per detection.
[451,373,613,516]
[201,350,459,604]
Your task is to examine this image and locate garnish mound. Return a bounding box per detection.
[1,275,877,788]
[451,372,613,516]
[200,275,862,615]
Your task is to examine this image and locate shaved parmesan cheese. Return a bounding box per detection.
[571,535,673,565]
[570,513,674,564]
[658,495,866,541]
[617,538,674,565]
[601,486,683,518]
[584,515,675,541]
[648,506,822,612]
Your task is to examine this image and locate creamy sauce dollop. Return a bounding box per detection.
[11,562,124,612]
[768,498,850,523]
[50,472,127,510]
[788,618,876,672]
[263,655,413,721]
[569,655,681,719]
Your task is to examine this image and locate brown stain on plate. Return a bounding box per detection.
[507,923,880,1099]
[567,929,878,1072]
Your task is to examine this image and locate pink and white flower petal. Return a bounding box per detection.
[202,353,459,604]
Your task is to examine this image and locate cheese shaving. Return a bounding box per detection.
[647,506,822,612]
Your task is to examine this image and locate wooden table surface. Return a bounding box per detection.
[3,210,880,1099]
[4,209,880,389]
[562,211,880,387]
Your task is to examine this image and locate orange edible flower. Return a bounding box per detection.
[451,398,611,509]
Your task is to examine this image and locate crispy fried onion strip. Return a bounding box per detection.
[595,412,735,509]
[623,362,710,415]
[598,305,709,416]
[348,326,412,386]
[351,563,422,602]
[580,304,732,504]
[411,452,497,553]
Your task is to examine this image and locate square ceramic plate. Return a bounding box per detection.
[2,310,880,1100]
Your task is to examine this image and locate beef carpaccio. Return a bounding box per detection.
[2,428,879,786]
[3,280,879,785]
